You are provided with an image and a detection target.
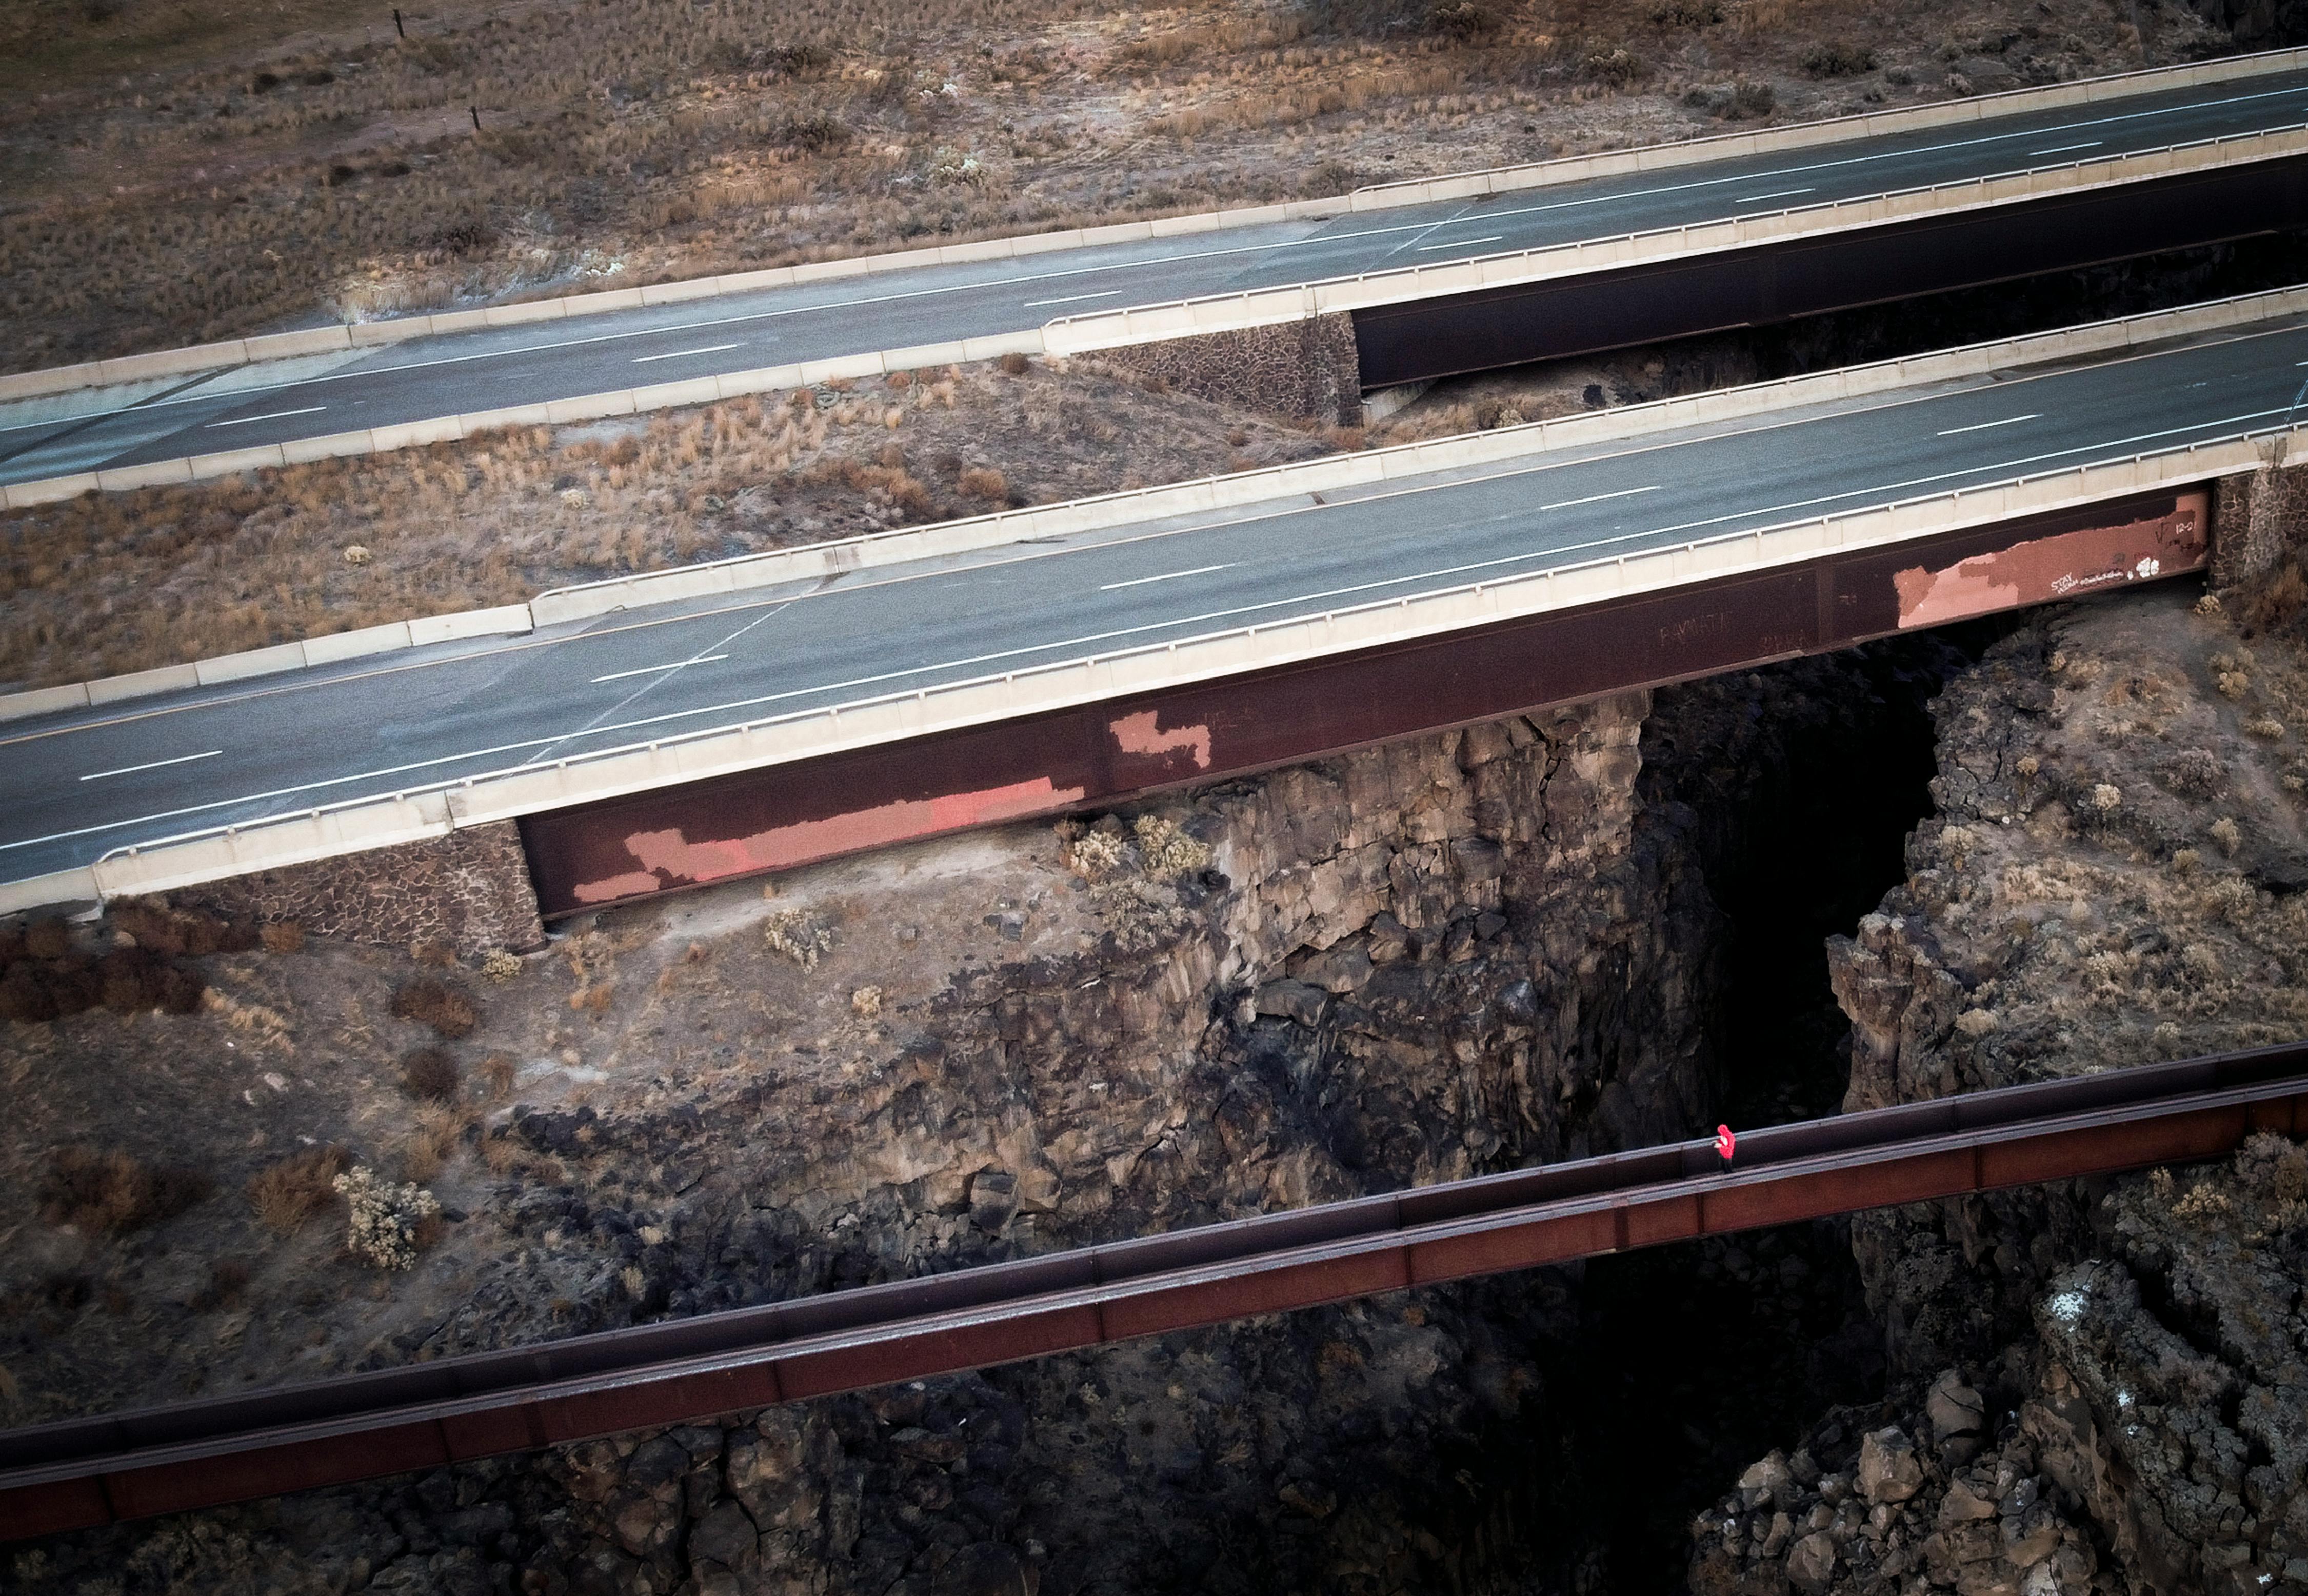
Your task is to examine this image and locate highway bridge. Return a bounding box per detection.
[2,1043,2299,1542]
[9,49,2308,501]
[1,285,2292,921]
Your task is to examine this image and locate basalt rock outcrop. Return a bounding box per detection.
[16,636,1964,1595]
[1695,587,2308,1596]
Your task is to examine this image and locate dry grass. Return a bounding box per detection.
[0,359,1330,689]
[389,975,479,1039]
[0,0,2208,375]
[400,1046,463,1103]
[397,1107,467,1183]
[478,1051,519,1099]
[245,1143,351,1234]
[39,1147,212,1235]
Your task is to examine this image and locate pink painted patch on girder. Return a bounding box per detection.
[1109,709,1212,771]
[568,776,1086,903]
[1894,492,2208,630]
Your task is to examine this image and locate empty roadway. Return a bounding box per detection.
[3,312,2302,887]
[6,64,2308,487]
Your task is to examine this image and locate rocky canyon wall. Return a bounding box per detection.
[1694,586,2308,1596]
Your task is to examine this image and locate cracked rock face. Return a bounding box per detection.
[1697,586,2308,1596]
[12,679,1737,1594]
[17,638,1966,1594]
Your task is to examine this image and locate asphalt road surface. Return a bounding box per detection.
[5,65,2308,489]
[4,315,2300,884]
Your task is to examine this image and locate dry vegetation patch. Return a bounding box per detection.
[246,1143,351,1235]
[389,975,480,1038]
[0,0,2217,373]
[38,1147,213,1236]
[0,358,1330,689]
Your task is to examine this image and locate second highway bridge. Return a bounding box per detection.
[0,307,2298,892]
[6,58,2308,490]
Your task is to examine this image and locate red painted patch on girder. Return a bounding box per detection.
[1894,492,2207,630]
[568,776,1086,903]
[1110,709,1212,771]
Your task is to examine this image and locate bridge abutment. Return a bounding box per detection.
[2213,459,2308,590]
[169,819,545,957]
[1089,311,1361,426]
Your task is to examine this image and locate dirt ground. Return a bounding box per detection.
[0,356,1344,691]
[1,0,2227,372]
[0,824,1112,1421]
[0,0,2249,692]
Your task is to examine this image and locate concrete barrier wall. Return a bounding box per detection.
[12,280,2308,726]
[0,334,1052,513]
[1344,45,2308,210]
[0,606,531,725]
[57,426,2283,915]
[9,123,2299,516]
[9,45,2301,408]
[0,868,100,916]
[1044,125,2308,352]
[529,280,2308,623]
[0,206,1346,407]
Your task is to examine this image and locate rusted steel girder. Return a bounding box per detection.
[2,1042,2299,1543]
[1351,154,2308,388]
[521,489,2206,917]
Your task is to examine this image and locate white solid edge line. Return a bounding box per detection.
[631,343,745,364]
[80,749,223,782]
[1936,414,2043,435]
[1539,485,1662,512]
[21,76,2308,436]
[6,393,2284,861]
[1022,290,1125,308]
[1417,235,1504,250]
[2032,141,2104,154]
[204,406,325,428]
[590,654,728,684]
[1098,564,1236,592]
[1734,188,1818,204]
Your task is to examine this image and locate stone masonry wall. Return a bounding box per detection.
[175,820,545,958]
[1092,312,1362,426]
[2211,459,2308,592]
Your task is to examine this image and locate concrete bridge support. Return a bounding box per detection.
[2213,458,2308,591]
[1090,312,1362,426]
[169,819,545,957]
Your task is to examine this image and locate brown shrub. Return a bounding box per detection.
[247,1144,350,1234]
[997,351,1031,377]
[2243,558,2308,633]
[401,1046,462,1102]
[391,976,479,1038]
[45,959,101,1019]
[97,947,164,1013]
[0,966,57,1025]
[399,1107,465,1182]
[958,466,1009,503]
[41,1147,212,1234]
[155,965,206,1015]
[409,939,458,968]
[479,1052,518,1100]
[110,900,258,956]
[24,919,70,960]
[190,1259,252,1313]
[110,900,186,955]
[259,922,306,954]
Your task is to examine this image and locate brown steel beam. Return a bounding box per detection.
[1350,152,2308,389]
[1,1044,2300,1544]
[520,490,2208,918]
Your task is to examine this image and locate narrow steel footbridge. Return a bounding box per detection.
[4,1044,2301,1542]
